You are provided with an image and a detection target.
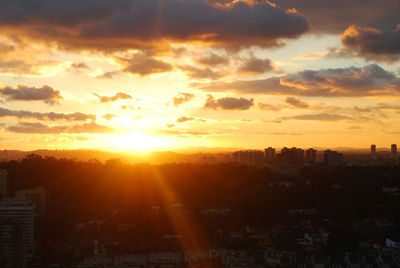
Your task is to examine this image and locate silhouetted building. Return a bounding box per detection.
[0,169,7,197]
[233,150,264,166]
[324,150,344,167]
[0,199,35,268]
[264,147,275,164]
[371,144,377,158]
[15,187,46,219]
[305,148,317,164]
[277,147,304,165]
[391,144,397,158]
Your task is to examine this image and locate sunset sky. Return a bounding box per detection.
[0,0,399,151]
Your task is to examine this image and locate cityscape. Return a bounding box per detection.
[0,0,400,267]
[231,144,399,168]
[0,144,399,267]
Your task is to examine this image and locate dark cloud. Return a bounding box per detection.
[176,116,195,123]
[179,65,221,80]
[0,0,308,51]
[204,95,254,110]
[340,25,400,62]
[238,57,277,75]
[8,121,113,134]
[173,92,195,107]
[376,103,400,112]
[285,96,309,108]
[102,113,118,120]
[353,106,372,113]
[279,113,353,121]
[273,0,400,33]
[196,53,229,66]
[200,64,400,97]
[0,84,62,104]
[94,92,132,103]
[0,107,95,121]
[346,103,400,116]
[119,53,173,76]
[258,103,283,111]
[70,62,90,69]
[8,122,67,134]
[97,71,121,79]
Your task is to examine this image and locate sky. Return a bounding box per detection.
[0,0,399,152]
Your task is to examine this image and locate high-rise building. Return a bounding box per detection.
[371,144,377,158]
[391,144,397,158]
[232,150,264,166]
[15,187,46,219]
[305,148,317,164]
[0,199,35,268]
[277,147,305,165]
[0,169,7,197]
[264,147,275,164]
[324,150,344,167]
[0,218,25,268]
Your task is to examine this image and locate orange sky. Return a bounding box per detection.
[0,0,399,151]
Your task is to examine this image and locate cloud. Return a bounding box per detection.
[0,38,63,76]
[0,42,14,54]
[294,52,329,60]
[70,62,90,70]
[97,70,121,79]
[196,53,229,66]
[376,103,400,113]
[268,132,302,136]
[179,65,221,80]
[0,84,62,104]
[279,113,353,121]
[94,92,132,103]
[176,116,195,123]
[8,121,113,134]
[120,104,135,110]
[345,103,400,116]
[0,107,96,121]
[285,96,309,108]
[273,0,400,33]
[0,59,63,76]
[119,53,173,76]
[173,92,195,107]
[157,129,211,137]
[8,122,67,134]
[347,125,363,130]
[238,57,278,75]
[340,25,400,62]
[67,121,114,134]
[353,106,372,113]
[204,95,254,110]
[258,103,283,111]
[0,0,308,51]
[200,64,400,97]
[102,113,118,120]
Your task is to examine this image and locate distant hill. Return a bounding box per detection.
[0,149,233,164]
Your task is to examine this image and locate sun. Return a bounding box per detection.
[106,132,171,152]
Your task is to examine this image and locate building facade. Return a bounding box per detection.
[0,199,35,268]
